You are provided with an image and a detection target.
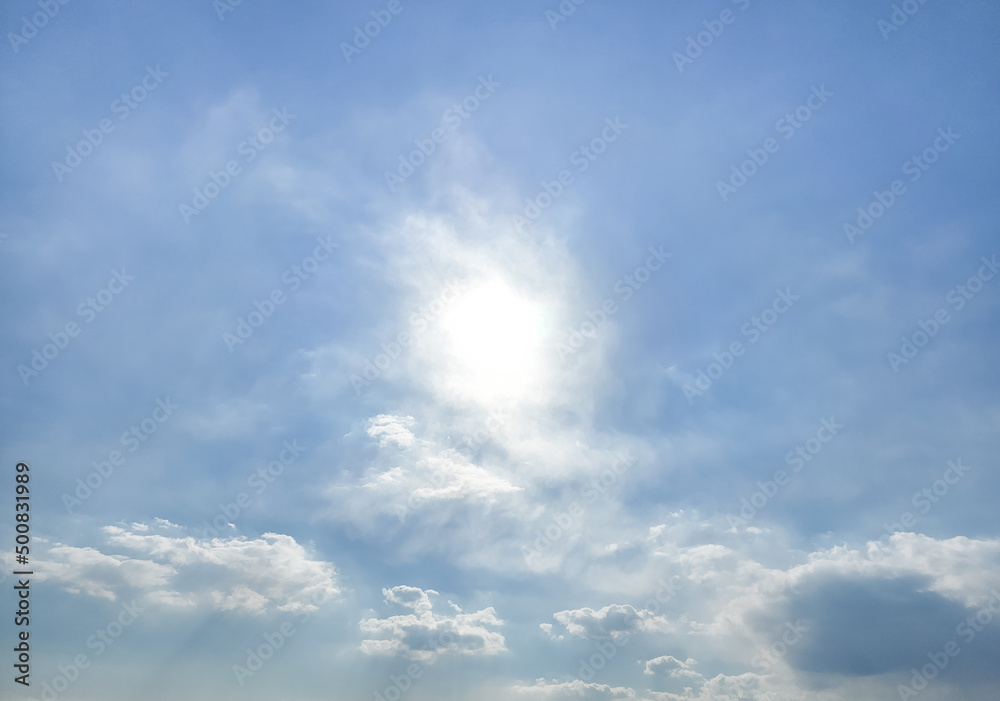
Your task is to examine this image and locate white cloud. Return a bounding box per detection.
[359,585,506,660]
[212,583,270,613]
[35,520,339,613]
[523,512,1000,701]
[383,584,436,613]
[333,414,523,527]
[366,414,416,448]
[36,545,175,601]
[538,622,563,641]
[644,672,788,701]
[509,668,843,701]
[509,672,833,701]
[687,532,1000,639]
[642,655,702,680]
[511,678,644,700]
[551,604,673,642]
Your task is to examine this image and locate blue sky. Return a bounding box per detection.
[2,0,999,699]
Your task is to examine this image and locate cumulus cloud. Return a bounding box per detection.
[684,532,1000,641]
[36,545,176,601]
[359,585,506,660]
[642,655,701,680]
[538,622,563,641]
[383,584,436,613]
[35,520,339,613]
[520,511,1000,700]
[645,672,796,701]
[550,604,673,642]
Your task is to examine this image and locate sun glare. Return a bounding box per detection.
[439,278,547,401]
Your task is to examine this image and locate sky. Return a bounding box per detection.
[1,1,999,700]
